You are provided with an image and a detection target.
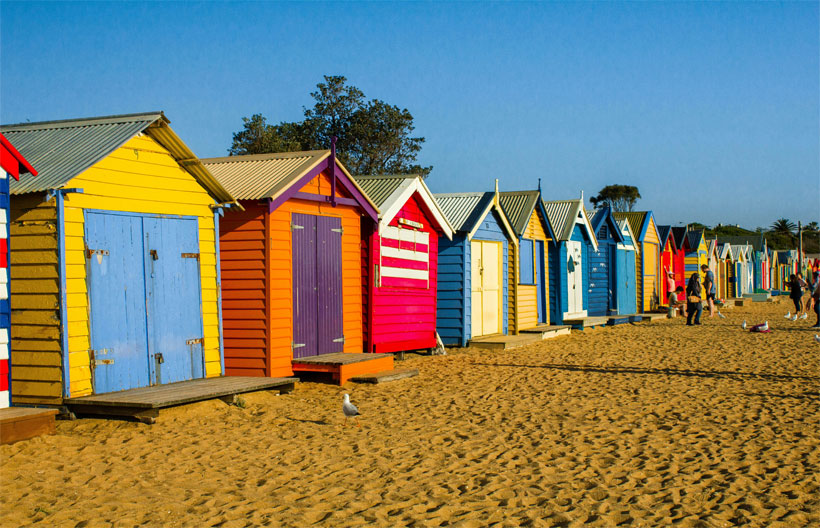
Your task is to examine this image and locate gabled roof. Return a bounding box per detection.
[686,229,705,250]
[1,112,237,205]
[616,218,638,250]
[498,190,556,240]
[0,132,37,180]
[718,243,733,260]
[730,244,751,260]
[656,225,674,250]
[203,150,377,220]
[434,191,517,243]
[612,211,658,243]
[354,174,453,239]
[589,206,625,244]
[542,199,598,250]
[717,235,768,252]
[671,227,688,250]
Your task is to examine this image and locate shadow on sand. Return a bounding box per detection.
[472,362,819,383]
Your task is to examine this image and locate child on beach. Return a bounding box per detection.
[686,273,702,326]
[667,285,685,318]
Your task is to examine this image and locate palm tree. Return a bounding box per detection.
[769,218,797,244]
[805,221,819,233]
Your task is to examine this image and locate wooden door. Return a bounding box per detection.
[470,240,502,338]
[566,241,583,314]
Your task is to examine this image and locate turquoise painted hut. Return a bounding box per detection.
[434,189,517,346]
[615,219,639,315]
[542,199,599,324]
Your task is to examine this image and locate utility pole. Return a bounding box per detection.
[798,221,803,273]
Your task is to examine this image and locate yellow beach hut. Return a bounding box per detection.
[1,112,239,406]
[613,212,661,312]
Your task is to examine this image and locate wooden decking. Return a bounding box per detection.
[0,407,59,444]
[65,376,297,424]
[469,325,572,351]
[519,324,573,340]
[563,316,610,331]
[292,353,394,385]
[351,368,419,384]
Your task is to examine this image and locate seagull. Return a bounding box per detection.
[791,315,798,321]
[760,321,769,332]
[800,313,808,320]
[784,312,792,319]
[718,311,726,319]
[741,320,747,330]
[342,393,361,428]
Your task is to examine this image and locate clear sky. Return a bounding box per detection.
[1,1,817,229]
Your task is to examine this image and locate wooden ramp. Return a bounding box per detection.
[0,407,59,444]
[351,368,419,384]
[563,316,610,331]
[519,324,573,340]
[636,313,667,322]
[65,377,297,424]
[292,353,394,385]
[468,333,541,351]
[607,315,632,326]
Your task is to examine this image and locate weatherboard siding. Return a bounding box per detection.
[9,134,223,402]
[640,217,660,312]
[436,236,467,346]
[516,208,550,329]
[588,222,612,317]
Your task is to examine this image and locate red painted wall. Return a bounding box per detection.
[365,193,441,353]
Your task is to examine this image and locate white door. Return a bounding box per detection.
[566,241,585,316]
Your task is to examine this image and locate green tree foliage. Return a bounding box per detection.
[589,184,641,212]
[769,218,797,242]
[229,76,431,177]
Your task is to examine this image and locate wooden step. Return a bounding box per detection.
[0,407,59,444]
[607,316,631,326]
[636,313,667,322]
[468,333,542,350]
[520,325,572,340]
[351,368,419,384]
[292,353,394,385]
[563,316,609,330]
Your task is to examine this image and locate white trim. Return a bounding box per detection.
[466,199,519,248]
[380,266,429,280]
[381,245,428,263]
[563,310,588,319]
[378,178,454,240]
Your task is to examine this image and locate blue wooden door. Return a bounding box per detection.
[535,241,546,324]
[143,217,204,385]
[292,213,343,358]
[86,213,151,393]
[617,248,638,314]
[608,245,618,314]
[587,244,608,316]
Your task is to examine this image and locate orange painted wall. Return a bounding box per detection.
[219,168,366,378]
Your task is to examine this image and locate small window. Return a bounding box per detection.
[519,239,535,284]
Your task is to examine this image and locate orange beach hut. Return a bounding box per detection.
[203,149,392,384]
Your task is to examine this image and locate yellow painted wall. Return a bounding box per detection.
[515,208,551,330]
[641,217,660,312]
[10,133,222,402]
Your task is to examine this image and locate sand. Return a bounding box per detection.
[2,300,818,527]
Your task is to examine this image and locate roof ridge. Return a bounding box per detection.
[201,150,329,164]
[1,111,165,131]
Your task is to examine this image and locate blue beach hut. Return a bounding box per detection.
[434,187,517,346]
[542,199,599,324]
[615,219,639,315]
[588,206,625,316]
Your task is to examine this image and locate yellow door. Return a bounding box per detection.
[471,240,503,338]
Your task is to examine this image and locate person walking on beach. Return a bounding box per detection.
[811,275,820,328]
[788,274,805,320]
[701,264,716,318]
[686,272,702,326]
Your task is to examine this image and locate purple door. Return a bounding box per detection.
[292,213,344,358]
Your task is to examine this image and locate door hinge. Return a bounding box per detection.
[181,253,199,260]
[331,227,343,234]
[291,222,304,231]
[332,336,345,343]
[86,249,109,258]
[89,349,113,366]
[186,337,204,345]
[292,342,306,350]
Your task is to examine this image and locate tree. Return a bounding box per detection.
[229,75,431,177]
[769,218,796,237]
[589,184,641,212]
[805,221,819,232]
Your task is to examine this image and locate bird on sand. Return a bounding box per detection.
[760,321,769,332]
[784,312,791,319]
[741,320,747,330]
[718,311,726,319]
[342,393,361,428]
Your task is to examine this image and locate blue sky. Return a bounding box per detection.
[1,1,817,229]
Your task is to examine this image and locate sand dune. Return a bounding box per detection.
[2,300,818,527]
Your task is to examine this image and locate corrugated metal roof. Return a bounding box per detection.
[498,191,539,236]
[2,112,163,194]
[202,151,329,201]
[612,212,648,241]
[671,227,688,249]
[657,225,672,248]
[433,192,493,233]
[542,199,582,241]
[353,175,415,208]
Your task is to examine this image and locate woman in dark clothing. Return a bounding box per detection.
[789,274,804,316]
[686,272,703,326]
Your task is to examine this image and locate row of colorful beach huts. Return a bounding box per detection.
[0,112,815,410]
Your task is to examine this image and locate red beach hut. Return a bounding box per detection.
[353,175,454,354]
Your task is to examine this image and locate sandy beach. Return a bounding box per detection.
[2,300,818,528]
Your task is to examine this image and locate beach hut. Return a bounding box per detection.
[614,219,638,315]
[718,243,734,300]
[684,230,708,285]
[353,175,453,354]
[434,188,517,346]
[718,236,770,292]
[0,133,37,408]
[498,190,556,330]
[587,206,625,316]
[656,225,678,305]
[202,149,393,384]
[543,199,599,324]
[707,239,721,296]
[613,212,661,312]
[670,227,688,291]
[1,112,237,405]
[730,245,754,296]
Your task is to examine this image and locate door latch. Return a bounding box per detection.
[155,353,164,364]
[150,249,158,261]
